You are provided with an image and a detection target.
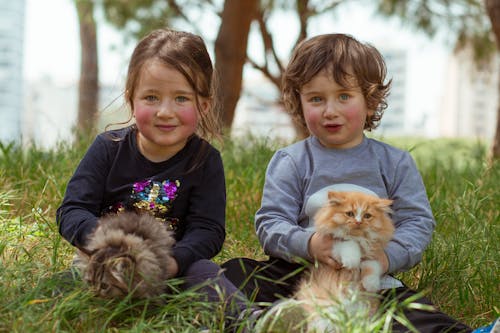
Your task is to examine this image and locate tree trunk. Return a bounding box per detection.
[485,0,500,159]
[214,0,259,131]
[76,1,99,138]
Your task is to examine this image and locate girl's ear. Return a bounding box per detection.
[125,90,135,113]
[199,97,211,114]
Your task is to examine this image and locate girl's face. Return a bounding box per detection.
[132,60,207,162]
[299,70,373,149]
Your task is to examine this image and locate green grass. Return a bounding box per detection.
[0,136,498,332]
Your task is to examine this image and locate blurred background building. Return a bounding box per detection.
[0,0,498,147]
[0,0,25,143]
[440,47,499,140]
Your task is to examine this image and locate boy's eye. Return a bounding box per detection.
[339,94,350,101]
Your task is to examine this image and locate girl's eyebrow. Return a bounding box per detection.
[173,90,195,95]
[136,87,195,95]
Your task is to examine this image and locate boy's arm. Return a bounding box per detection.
[385,153,436,274]
[255,151,315,263]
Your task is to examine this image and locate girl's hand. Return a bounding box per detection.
[308,232,342,269]
[166,256,179,278]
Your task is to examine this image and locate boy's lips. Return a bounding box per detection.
[324,123,342,131]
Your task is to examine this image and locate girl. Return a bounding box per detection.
[57,28,249,331]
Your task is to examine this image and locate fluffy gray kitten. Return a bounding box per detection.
[75,212,176,299]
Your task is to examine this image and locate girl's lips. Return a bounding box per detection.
[156,124,176,131]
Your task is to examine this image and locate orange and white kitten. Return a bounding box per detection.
[75,212,176,299]
[294,190,394,331]
[314,190,394,292]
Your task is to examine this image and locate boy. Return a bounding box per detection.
[223,33,472,332]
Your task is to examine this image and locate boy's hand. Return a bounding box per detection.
[308,232,342,269]
[373,247,389,274]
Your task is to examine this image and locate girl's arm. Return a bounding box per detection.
[171,150,226,276]
[56,136,110,249]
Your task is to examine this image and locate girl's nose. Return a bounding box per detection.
[156,102,173,117]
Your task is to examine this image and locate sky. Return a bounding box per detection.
[22,0,454,134]
[23,0,130,86]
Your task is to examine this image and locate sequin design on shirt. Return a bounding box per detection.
[130,179,180,231]
[103,179,181,231]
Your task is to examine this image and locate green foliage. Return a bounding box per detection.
[375,0,495,63]
[0,136,498,331]
[101,0,213,42]
[219,135,282,261]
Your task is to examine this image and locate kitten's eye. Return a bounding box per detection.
[364,213,372,219]
[100,282,110,291]
[346,211,355,218]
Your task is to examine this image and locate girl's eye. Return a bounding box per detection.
[144,95,158,102]
[175,96,188,103]
[309,96,322,103]
[339,94,350,101]
[346,211,355,218]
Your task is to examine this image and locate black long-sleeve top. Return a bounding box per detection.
[56,126,226,276]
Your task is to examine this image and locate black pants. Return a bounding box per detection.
[221,257,473,333]
[181,259,250,315]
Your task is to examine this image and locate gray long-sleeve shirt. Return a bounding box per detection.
[255,135,435,288]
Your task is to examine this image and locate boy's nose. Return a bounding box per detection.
[323,101,338,117]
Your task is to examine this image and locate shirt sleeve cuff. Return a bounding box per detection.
[385,240,410,274]
[172,247,195,277]
[287,228,316,263]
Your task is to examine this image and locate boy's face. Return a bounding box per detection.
[299,70,374,149]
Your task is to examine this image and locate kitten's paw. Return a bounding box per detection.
[361,274,380,292]
[333,240,361,268]
[341,255,361,269]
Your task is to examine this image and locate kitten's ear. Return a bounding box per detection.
[76,247,95,260]
[110,255,136,283]
[327,191,344,205]
[376,198,393,213]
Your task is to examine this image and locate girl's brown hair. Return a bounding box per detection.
[125,28,222,142]
[282,33,391,131]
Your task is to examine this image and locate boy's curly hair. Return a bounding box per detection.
[282,33,391,131]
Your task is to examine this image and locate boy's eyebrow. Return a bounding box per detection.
[300,86,359,94]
